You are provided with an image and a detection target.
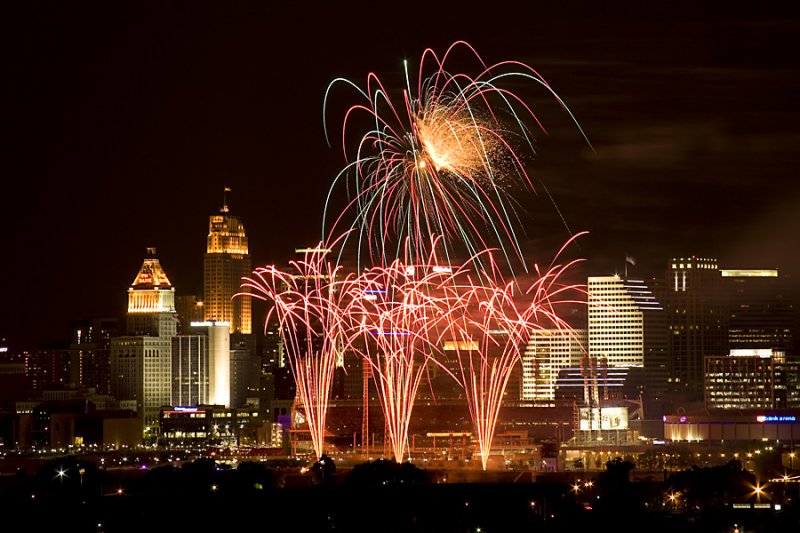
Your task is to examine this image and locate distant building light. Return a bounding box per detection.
[190,321,231,327]
[294,248,332,254]
[720,269,778,278]
[443,340,479,351]
[730,349,774,358]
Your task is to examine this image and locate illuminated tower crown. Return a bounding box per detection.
[127,247,176,314]
[204,191,252,334]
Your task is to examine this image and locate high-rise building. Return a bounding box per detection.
[721,269,794,353]
[24,348,70,392]
[522,328,587,403]
[663,257,727,397]
[69,318,118,395]
[171,321,231,407]
[171,334,208,407]
[204,196,251,335]
[705,349,800,409]
[588,275,668,400]
[111,248,177,436]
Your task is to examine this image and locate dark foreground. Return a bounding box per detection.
[1,457,799,532]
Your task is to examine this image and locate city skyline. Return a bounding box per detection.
[3,4,800,348]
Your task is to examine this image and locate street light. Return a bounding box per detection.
[667,491,680,512]
[55,467,67,485]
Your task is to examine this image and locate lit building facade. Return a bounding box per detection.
[705,349,800,410]
[171,321,231,408]
[522,328,587,402]
[171,334,208,407]
[663,257,727,397]
[588,276,668,399]
[203,201,252,335]
[664,410,800,443]
[110,248,177,436]
[722,269,794,353]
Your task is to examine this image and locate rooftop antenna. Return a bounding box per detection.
[221,186,232,213]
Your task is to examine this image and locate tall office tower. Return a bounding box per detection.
[705,349,800,409]
[721,269,794,353]
[588,276,668,400]
[204,197,251,335]
[69,318,118,394]
[171,321,230,407]
[111,248,177,436]
[171,334,208,406]
[175,295,204,334]
[521,328,587,403]
[664,257,727,397]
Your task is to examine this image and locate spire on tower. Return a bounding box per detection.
[221,186,232,213]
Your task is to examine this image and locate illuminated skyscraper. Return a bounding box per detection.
[111,248,177,437]
[171,321,231,407]
[663,257,727,397]
[588,275,668,400]
[204,195,251,335]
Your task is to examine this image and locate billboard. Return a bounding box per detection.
[579,407,628,431]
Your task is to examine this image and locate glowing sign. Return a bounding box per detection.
[756,415,796,423]
[0,347,7,353]
[432,266,452,273]
[173,406,199,412]
[679,416,687,423]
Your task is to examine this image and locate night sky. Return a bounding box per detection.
[3,3,800,348]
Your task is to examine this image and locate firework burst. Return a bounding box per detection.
[323,40,590,268]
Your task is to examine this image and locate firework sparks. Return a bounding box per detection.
[242,246,352,460]
[323,40,590,268]
[438,236,586,469]
[342,239,465,462]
